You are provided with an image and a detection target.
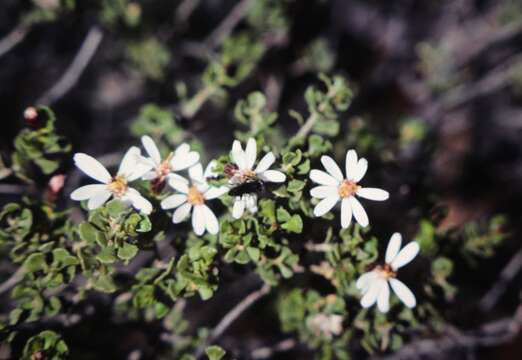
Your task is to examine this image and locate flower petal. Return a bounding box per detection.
[255,152,275,173]
[125,188,153,215]
[349,196,369,227]
[341,197,353,229]
[201,204,219,234]
[377,280,390,313]
[321,155,344,182]
[71,184,108,201]
[204,160,218,178]
[345,149,358,181]
[87,190,112,210]
[231,140,246,169]
[310,185,338,199]
[352,158,368,183]
[356,271,378,292]
[313,195,340,217]
[189,163,205,183]
[172,203,192,223]
[360,278,383,308]
[310,169,339,187]
[192,205,206,236]
[168,177,189,194]
[244,193,258,213]
[385,233,402,265]
[118,146,141,178]
[141,135,161,164]
[357,187,389,201]
[142,171,158,181]
[204,186,228,200]
[171,146,200,171]
[260,170,286,183]
[245,138,257,170]
[232,197,245,219]
[73,153,111,184]
[389,278,416,308]
[161,194,187,209]
[391,242,420,270]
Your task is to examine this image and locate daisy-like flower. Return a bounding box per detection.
[309,149,389,228]
[161,162,228,236]
[356,233,419,313]
[138,135,200,184]
[70,147,153,214]
[226,138,286,219]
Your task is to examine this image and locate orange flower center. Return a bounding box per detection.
[157,153,174,180]
[338,180,360,198]
[108,176,128,197]
[375,263,396,279]
[187,186,204,205]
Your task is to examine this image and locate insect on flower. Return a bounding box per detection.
[70,147,153,214]
[309,149,389,228]
[356,233,419,313]
[227,138,286,219]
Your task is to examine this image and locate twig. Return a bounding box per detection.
[251,338,297,359]
[175,0,201,25]
[479,248,522,312]
[0,267,25,296]
[0,184,28,195]
[0,23,29,58]
[204,0,254,50]
[36,26,103,105]
[195,283,271,358]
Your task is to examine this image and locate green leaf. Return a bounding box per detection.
[287,179,305,193]
[206,345,226,360]
[247,246,260,262]
[117,243,139,261]
[23,252,47,273]
[92,274,117,293]
[281,215,303,233]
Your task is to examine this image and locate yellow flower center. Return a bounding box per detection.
[187,186,204,205]
[376,264,396,279]
[338,180,360,198]
[108,176,128,197]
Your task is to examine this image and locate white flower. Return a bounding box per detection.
[138,135,200,183]
[161,162,228,236]
[309,149,389,228]
[70,147,153,214]
[227,138,286,219]
[356,233,419,313]
[307,313,344,339]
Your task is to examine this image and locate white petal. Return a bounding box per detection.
[356,187,389,201]
[389,278,416,308]
[125,188,153,215]
[192,205,206,236]
[204,186,228,200]
[313,195,340,217]
[172,203,192,223]
[70,184,108,201]
[204,160,218,178]
[360,278,383,308]
[141,135,161,164]
[232,197,245,219]
[340,197,352,228]
[345,149,358,181]
[167,173,189,184]
[201,204,219,234]
[356,271,378,292]
[310,169,339,187]
[244,194,258,213]
[260,170,286,183]
[310,185,338,199]
[161,194,187,209]
[175,143,190,155]
[385,233,402,265]
[321,155,344,182]
[118,146,141,178]
[352,158,368,183]
[168,177,189,194]
[377,280,390,313]
[391,242,420,270]
[171,148,200,171]
[127,162,154,182]
[255,152,275,173]
[73,153,111,184]
[87,190,112,210]
[231,140,246,169]
[245,138,257,170]
[349,196,369,227]
[189,163,205,183]
[141,171,158,181]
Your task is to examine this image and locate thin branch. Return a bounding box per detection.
[204,0,254,50]
[479,248,522,312]
[195,283,271,359]
[37,26,104,106]
[251,338,297,359]
[0,267,25,296]
[0,23,29,58]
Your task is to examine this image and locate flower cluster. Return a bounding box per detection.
[71,139,420,313]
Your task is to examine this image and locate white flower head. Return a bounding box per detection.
[309,149,389,228]
[161,161,228,236]
[356,233,420,313]
[226,137,286,219]
[307,313,344,340]
[139,135,200,184]
[70,147,153,214]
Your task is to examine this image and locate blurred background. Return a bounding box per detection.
[1,0,522,359]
